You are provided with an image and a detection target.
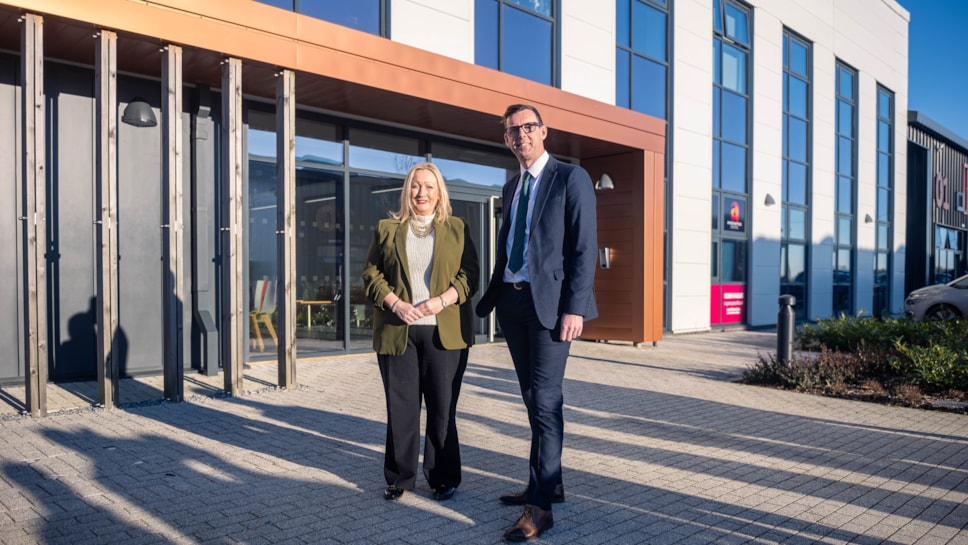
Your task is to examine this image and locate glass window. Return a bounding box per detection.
[431,142,516,187]
[256,0,294,9]
[712,194,719,229]
[837,175,852,213]
[788,209,805,240]
[719,43,747,93]
[782,30,812,321]
[632,57,666,119]
[838,65,854,99]
[837,101,853,135]
[348,129,423,175]
[784,244,806,283]
[837,217,852,246]
[477,0,555,86]
[878,120,891,152]
[787,76,807,118]
[724,3,750,45]
[720,142,747,193]
[475,0,499,69]
[616,49,631,108]
[786,117,807,162]
[721,90,746,143]
[837,135,853,175]
[617,0,669,120]
[299,0,383,35]
[617,0,631,47]
[502,5,553,84]
[877,187,889,221]
[506,0,551,16]
[721,240,747,282]
[788,38,808,76]
[785,162,806,205]
[633,1,667,61]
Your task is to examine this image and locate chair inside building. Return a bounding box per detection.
[250,278,278,352]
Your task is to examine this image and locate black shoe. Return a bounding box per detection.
[432,486,456,501]
[499,485,565,505]
[384,485,405,501]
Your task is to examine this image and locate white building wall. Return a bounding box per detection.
[391,0,474,63]
[668,0,908,331]
[560,1,615,104]
[670,0,714,333]
[749,12,784,327]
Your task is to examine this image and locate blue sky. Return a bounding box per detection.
[900,0,968,141]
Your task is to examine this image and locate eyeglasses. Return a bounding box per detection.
[504,122,543,137]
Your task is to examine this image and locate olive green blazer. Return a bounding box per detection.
[362,216,479,356]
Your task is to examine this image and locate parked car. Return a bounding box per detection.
[904,274,968,320]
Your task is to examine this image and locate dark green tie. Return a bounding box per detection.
[508,172,533,273]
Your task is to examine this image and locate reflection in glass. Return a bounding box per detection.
[724,2,749,45]
[296,167,344,355]
[786,117,807,162]
[837,176,852,214]
[432,142,516,187]
[349,128,423,175]
[720,43,747,93]
[299,0,382,35]
[789,209,805,240]
[788,37,808,76]
[616,49,630,108]
[720,142,747,193]
[248,128,279,361]
[502,4,553,85]
[632,56,666,119]
[721,239,746,283]
[633,2,666,60]
[787,76,807,118]
[349,173,405,352]
[786,162,806,204]
[475,0,499,69]
[721,90,746,143]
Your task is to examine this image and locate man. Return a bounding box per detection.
[476,104,598,542]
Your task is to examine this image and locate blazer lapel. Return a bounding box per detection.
[395,221,412,294]
[531,157,558,226]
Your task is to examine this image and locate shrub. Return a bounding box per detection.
[745,315,968,400]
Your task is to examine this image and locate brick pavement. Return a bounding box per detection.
[0,331,966,544]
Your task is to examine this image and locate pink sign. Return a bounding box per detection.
[710,283,745,325]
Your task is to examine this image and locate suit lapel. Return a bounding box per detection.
[531,157,557,227]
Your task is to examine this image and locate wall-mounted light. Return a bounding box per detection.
[121,96,157,127]
[764,193,776,206]
[864,213,874,224]
[595,173,615,190]
[599,247,612,269]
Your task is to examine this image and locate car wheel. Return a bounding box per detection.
[925,304,961,321]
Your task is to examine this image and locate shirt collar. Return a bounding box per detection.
[522,151,550,181]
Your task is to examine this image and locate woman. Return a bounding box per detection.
[362,162,479,502]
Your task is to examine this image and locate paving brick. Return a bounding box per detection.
[0,332,966,544]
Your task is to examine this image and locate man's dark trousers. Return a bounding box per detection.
[496,283,570,511]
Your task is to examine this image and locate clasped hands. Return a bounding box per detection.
[393,297,447,324]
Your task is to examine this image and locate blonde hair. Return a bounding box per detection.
[391,162,452,223]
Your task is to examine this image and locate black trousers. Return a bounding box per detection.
[495,283,571,510]
[378,325,468,490]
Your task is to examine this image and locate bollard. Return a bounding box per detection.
[777,295,796,366]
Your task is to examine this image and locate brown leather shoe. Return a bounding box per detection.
[499,485,565,505]
[503,504,554,542]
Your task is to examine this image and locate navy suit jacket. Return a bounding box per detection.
[476,156,598,329]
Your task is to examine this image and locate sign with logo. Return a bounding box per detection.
[724,199,745,232]
[710,283,745,325]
